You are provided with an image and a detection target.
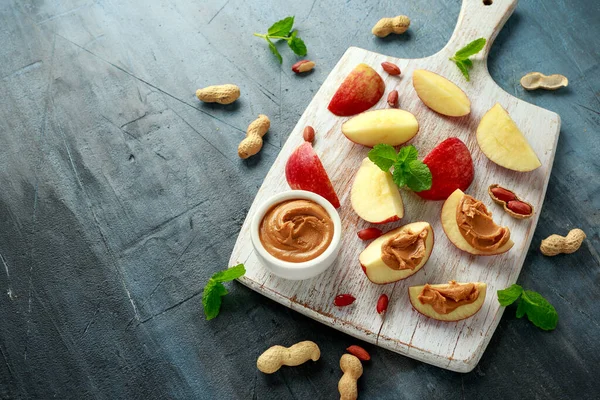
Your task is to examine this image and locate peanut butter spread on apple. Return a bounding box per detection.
[259,199,334,263]
[456,194,510,252]
[381,228,428,270]
[418,281,479,314]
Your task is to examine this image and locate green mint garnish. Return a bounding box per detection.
[254,16,307,64]
[368,144,432,192]
[497,284,558,331]
[202,264,246,320]
[449,38,486,81]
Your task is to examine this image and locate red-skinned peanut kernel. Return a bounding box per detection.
[507,200,532,215]
[387,90,399,108]
[491,187,516,202]
[357,228,383,241]
[303,126,315,143]
[334,294,356,307]
[381,62,401,75]
[292,60,316,74]
[346,345,371,361]
[376,294,389,314]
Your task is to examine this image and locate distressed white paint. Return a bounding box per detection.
[229,0,560,372]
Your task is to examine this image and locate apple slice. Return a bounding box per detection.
[417,138,474,200]
[441,189,513,255]
[351,158,403,224]
[412,69,471,117]
[341,109,419,147]
[408,282,487,321]
[328,63,385,116]
[285,142,340,208]
[359,222,434,284]
[476,103,541,172]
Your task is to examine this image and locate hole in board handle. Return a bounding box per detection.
[483,0,493,5]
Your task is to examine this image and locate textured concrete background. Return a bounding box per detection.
[0,0,598,398]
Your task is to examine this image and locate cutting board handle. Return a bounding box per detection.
[440,0,518,61]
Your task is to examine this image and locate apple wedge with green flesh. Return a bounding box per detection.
[412,69,471,117]
[409,282,487,321]
[351,158,403,224]
[359,222,433,284]
[328,63,385,116]
[441,189,513,255]
[476,103,541,172]
[341,109,419,147]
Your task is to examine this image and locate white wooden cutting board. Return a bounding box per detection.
[229,0,560,372]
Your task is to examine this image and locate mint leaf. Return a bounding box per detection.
[497,284,523,306]
[521,290,558,331]
[268,16,294,37]
[515,297,527,318]
[266,38,282,64]
[368,144,398,171]
[396,145,418,165]
[455,60,470,81]
[203,281,227,320]
[212,264,246,282]
[498,284,558,331]
[450,38,485,80]
[392,165,407,188]
[454,38,486,59]
[404,160,432,192]
[369,143,432,193]
[202,264,246,320]
[254,17,308,63]
[288,35,307,56]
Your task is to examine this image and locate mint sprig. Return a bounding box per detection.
[202,264,246,320]
[497,284,558,331]
[254,16,307,64]
[449,38,486,81]
[368,144,432,192]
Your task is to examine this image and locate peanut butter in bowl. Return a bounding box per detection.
[259,199,334,263]
[250,190,342,280]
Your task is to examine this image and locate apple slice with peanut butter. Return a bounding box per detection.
[359,222,434,284]
[441,189,514,255]
[408,281,487,321]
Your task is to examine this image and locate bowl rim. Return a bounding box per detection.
[250,190,342,271]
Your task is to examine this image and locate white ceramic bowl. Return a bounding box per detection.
[250,190,342,280]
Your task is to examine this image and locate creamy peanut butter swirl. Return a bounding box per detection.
[381,228,428,270]
[259,199,334,263]
[456,195,510,252]
[418,281,479,314]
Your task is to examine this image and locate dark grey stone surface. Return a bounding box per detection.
[0,0,598,399]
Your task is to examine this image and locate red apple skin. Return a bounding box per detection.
[285,142,341,208]
[417,138,474,201]
[371,215,401,225]
[328,64,385,116]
